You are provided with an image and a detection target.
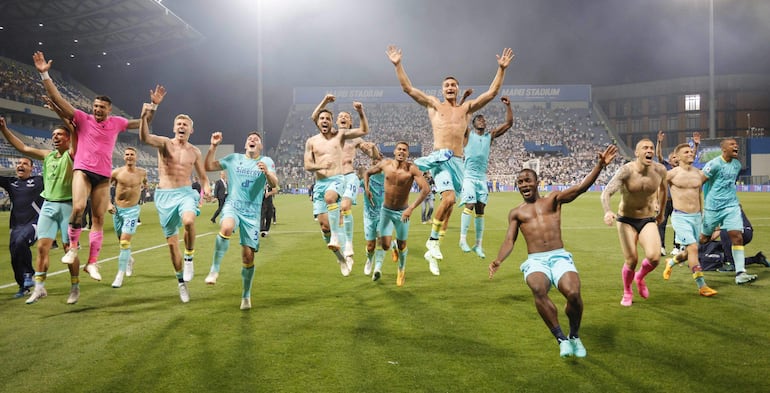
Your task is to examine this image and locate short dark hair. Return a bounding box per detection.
[248,131,262,141]
[17,156,33,166]
[53,124,71,136]
[396,140,410,149]
[519,168,538,182]
[318,109,333,118]
[94,95,112,105]
[443,76,458,84]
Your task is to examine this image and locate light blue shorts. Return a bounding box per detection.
[312,175,344,215]
[221,201,261,250]
[377,207,410,241]
[460,176,489,205]
[37,200,72,243]
[342,172,359,205]
[519,249,578,288]
[154,187,200,238]
[671,210,702,246]
[702,205,742,235]
[414,150,464,195]
[113,205,141,238]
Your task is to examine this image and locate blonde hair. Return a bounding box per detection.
[174,114,194,129]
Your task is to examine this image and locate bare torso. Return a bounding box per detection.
[667,165,703,213]
[156,139,202,189]
[617,162,667,218]
[382,160,417,210]
[112,166,146,208]
[513,195,564,254]
[341,137,363,174]
[307,132,345,179]
[428,101,471,156]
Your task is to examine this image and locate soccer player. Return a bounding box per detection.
[203,131,277,310]
[107,147,148,288]
[364,142,431,286]
[489,145,617,358]
[304,102,369,276]
[459,96,513,258]
[359,142,385,278]
[699,138,757,285]
[386,44,514,275]
[311,94,376,262]
[661,143,717,296]
[139,102,211,303]
[601,139,668,307]
[1,117,81,304]
[33,51,165,281]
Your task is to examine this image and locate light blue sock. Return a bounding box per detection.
[460,209,472,239]
[475,216,485,246]
[211,234,230,273]
[374,249,385,271]
[398,247,408,270]
[118,248,131,272]
[241,264,255,298]
[732,246,746,273]
[344,213,354,245]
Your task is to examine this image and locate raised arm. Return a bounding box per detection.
[311,94,335,130]
[490,96,514,140]
[127,85,166,129]
[655,130,665,163]
[204,132,224,172]
[138,103,166,148]
[343,102,369,139]
[557,145,617,204]
[692,131,701,157]
[0,117,48,160]
[467,48,514,114]
[33,51,75,121]
[386,45,436,108]
[488,208,520,279]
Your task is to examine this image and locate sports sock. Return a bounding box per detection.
[374,249,385,271]
[460,208,472,239]
[343,210,354,247]
[732,245,746,273]
[430,218,441,239]
[118,240,131,272]
[68,225,82,249]
[88,230,104,263]
[691,265,706,288]
[621,265,634,294]
[474,215,485,245]
[241,263,255,298]
[398,247,408,270]
[550,325,569,342]
[635,258,655,281]
[211,233,231,273]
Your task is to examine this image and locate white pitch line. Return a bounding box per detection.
[0,232,217,290]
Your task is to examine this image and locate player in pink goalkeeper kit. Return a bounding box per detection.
[34,50,166,281]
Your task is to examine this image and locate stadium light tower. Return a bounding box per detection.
[708,0,715,138]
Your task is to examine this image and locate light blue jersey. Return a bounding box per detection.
[220,153,274,215]
[702,156,740,211]
[464,131,492,180]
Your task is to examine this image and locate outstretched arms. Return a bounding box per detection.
[557,145,618,204]
[205,132,224,172]
[490,96,514,140]
[386,45,436,108]
[0,117,48,160]
[467,48,514,113]
[127,85,166,129]
[33,51,75,121]
[138,103,166,148]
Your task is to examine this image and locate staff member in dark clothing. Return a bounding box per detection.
[0,157,44,298]
[211,171,227,223]
[261,185,277,236]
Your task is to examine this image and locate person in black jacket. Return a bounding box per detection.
[0,156,43,298]
[210,171,227,223]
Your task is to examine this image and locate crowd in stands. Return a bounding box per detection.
[3,52,620,194]
[267,101,621,191]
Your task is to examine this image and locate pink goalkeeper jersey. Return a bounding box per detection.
[72,109,129,177]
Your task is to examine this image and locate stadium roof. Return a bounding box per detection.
[0,0,204,72]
